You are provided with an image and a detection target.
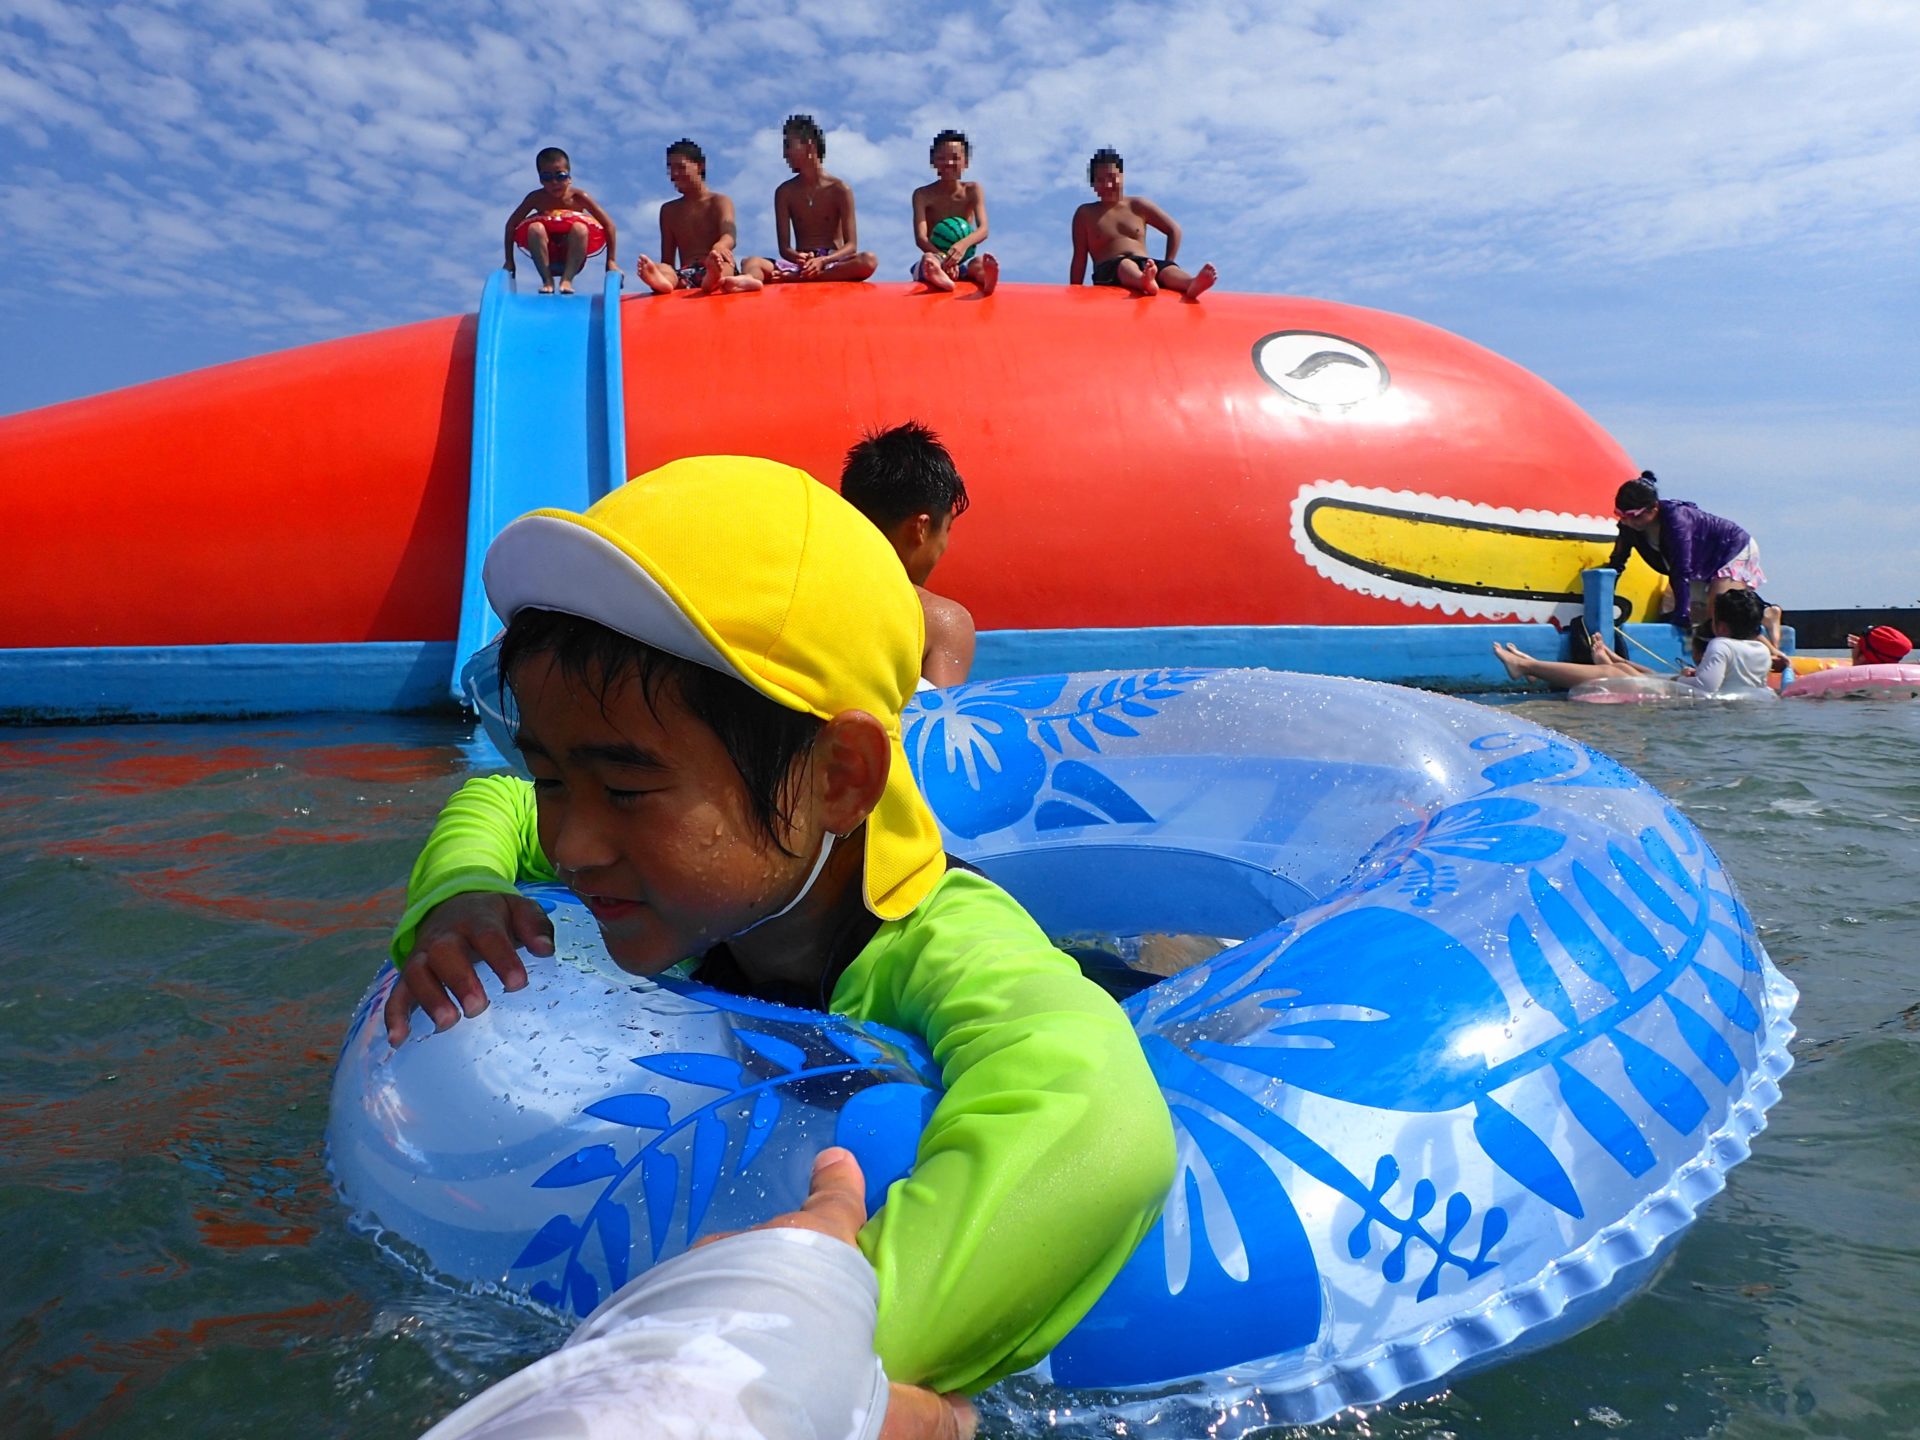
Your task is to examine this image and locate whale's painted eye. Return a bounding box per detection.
[1253,330,1389,411]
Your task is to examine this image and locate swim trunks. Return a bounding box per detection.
[773,246,835,276]
[910,255,981,282]
[515,211,606,256]
[675,264,706,289]
[1090,254,1156,286]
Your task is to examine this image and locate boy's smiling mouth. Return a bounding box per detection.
[580,892,645,922]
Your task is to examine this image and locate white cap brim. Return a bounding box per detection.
[483,513,734,677]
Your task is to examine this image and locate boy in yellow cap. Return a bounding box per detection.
[383,456,1175,1399]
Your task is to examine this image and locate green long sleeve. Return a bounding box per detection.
[388,775,555,965]
[391,787,1174,1394]
[836,870,1175,1393]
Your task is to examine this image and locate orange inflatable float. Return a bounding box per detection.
[0,280,1664,717]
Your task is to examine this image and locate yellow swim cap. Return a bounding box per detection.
[483,456,945,920]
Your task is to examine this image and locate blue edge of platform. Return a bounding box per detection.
[6,568,1788,722]
[0,620,1750,724]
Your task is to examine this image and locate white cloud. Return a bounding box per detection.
[3,0,1918,620]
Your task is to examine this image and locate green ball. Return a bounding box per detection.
[930,216,972,252]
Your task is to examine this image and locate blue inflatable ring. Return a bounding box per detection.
[329,668,1797,1432]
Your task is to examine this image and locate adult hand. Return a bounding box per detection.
[711,1150,978,1440]
[384,891,554,1046]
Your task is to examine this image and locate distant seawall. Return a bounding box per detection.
[1787,608,1920,649]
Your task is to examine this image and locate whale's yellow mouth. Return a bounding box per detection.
[1291,480,1664,623]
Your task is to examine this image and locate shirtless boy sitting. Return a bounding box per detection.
[634,140,762,296]
[839,421,977,687]
[502,146,619,295]
[911,129,999,295]
[1069,147,1216,303]
[740,115,878,284]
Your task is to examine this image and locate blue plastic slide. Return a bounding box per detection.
[452,268,627,697]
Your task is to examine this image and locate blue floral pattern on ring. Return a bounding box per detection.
[328,667,1796,1435]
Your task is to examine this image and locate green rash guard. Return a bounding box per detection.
[390,775,1176,1394]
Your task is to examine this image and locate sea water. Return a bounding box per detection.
[2,697,1916,1439]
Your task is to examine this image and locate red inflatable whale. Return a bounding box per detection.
[0,283,1659,656]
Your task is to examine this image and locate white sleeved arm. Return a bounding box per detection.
[422,1229,888,1440]
[1681,639,1732,694]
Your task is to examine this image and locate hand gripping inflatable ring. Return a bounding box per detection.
[1784,662,1920,699]
[328,668,1797,1433]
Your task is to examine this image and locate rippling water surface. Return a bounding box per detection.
[2,697,1915,1438]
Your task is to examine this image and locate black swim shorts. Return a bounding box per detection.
[1090,254,1159,286]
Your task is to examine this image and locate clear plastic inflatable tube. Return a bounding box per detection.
[1568,674,1777,704]
[1784,662,1920,699]
[329,667,1797,1434]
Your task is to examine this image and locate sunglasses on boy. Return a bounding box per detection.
[539,170,570,182]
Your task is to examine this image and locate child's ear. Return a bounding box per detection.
[815,711,890,834]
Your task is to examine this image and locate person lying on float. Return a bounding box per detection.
[382,456,1177,1400]
[1495,587,1773,693]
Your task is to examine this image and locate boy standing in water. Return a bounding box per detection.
[502,147,620,294]
[910,130,998,294]
[384,457,1172,1398]
[634,139,763,296]
[840,422,978,685]
[1070,148,1216,302]
[741,115,878,283]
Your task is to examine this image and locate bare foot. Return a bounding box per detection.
[1139,258,1159,296]
[920,257,955,292]
[1492,641,1531,683]
[538,281,554,294]
[718,274,763,294]
[1182,262,1218,303]
[976,253,999,296]
[558,279,574,295]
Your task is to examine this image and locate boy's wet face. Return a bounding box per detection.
[539,160,571,193]
[511,653,818,975]
[1091,163,1122,199]
[931,141,967,179]
[667,154,704,195]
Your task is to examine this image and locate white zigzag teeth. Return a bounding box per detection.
[1288,479,1616,623]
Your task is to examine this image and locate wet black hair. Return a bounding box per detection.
[536,146,570,171]
[1614,471,1659,512]
[1713,586,1766,640]
[1088,146,1124,182]
[930,128,971,161]
[839,421,971,530]
[783,113,825,159]
[666,138,707,176]
[498,608,823,855]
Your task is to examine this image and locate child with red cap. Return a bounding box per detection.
[1849,625,1913,666]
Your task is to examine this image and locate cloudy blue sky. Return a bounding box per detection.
[4,0,1916,606]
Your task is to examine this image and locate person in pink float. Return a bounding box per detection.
[1493,587,1774,694]
[502,146,620,295]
